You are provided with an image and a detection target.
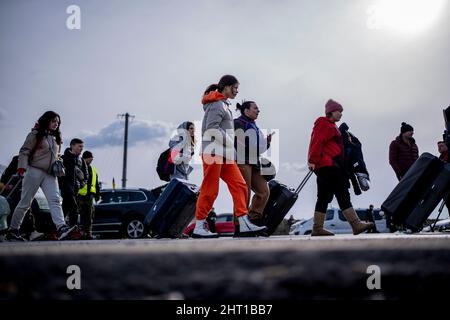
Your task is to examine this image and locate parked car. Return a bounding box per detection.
[93,186,165,239]
[289,208,389,235]
[183,213,235,237]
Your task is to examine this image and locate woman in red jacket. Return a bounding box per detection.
[308,99,374,236]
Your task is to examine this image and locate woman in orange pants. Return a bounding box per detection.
[193,75,267,238]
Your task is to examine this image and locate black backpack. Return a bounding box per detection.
[156,148,174,182]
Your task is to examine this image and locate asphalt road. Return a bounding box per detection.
[1,233,450,300]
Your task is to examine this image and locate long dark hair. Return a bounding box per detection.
[35,111,62,145]
[236,101,255,116]
[204,75,239,95]
[186,121,196,147]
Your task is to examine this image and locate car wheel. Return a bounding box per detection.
[125,218,145,239]
[304,230,312,235]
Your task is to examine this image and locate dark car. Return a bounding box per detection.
[93,187,165,239]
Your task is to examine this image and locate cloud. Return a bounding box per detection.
[82,119,174,148]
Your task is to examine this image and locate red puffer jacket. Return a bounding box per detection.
[308,117,344,170]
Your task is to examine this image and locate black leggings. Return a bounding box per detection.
[315,166,352,213]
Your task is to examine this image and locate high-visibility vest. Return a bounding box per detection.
[79,166,97,196]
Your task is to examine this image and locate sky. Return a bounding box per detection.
[1,0,449,219]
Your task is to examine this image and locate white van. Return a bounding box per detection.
[290,208,389,235]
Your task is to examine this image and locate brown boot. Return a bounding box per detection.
[311,211,335,236]
[342,207,374,235]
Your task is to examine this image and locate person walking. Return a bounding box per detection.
[308,99,374,236]
[78,150,100,239]
[61,138,88,228]
[234,100,273,226]
[437,141,450,217]
[389,122,419,181]
[5,111,78,241]
[169,122,196,180]
[365,204,379,233]
[193,75,267,238]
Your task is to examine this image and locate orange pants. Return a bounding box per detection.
[195,155,248,220]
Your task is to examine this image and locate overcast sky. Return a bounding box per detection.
[1,0,449,219]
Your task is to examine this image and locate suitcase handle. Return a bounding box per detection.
[0,174,22,199]
[294,169,313,195]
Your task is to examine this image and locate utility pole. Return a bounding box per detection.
[118,113,135,188]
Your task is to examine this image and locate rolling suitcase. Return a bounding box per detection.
[381,153,443,225]
[262,170,313,235]
[144,179,199,238]
[405,163,450,232]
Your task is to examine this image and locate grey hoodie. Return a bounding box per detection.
[18,129,58,173]
[201,100,236,161]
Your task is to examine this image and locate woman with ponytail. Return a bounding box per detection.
[193,75,267,238]
[234,101,273,226]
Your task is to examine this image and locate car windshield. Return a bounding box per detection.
[128,191,146,202]
[98,192,130,204]
[216,214,233,222]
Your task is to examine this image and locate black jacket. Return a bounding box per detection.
[61,148,88,195]
[1,155,19,185]
[1,155,21,206]
[339,123,370,195]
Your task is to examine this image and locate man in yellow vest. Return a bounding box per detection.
[78,151,100,240]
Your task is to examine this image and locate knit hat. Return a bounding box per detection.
[82,151,93,159]
[325,99,343,114]
[400,122,414,135]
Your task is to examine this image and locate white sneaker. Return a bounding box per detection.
[29,230,45,241]
[238,215,267,235]
[192,219,219,238]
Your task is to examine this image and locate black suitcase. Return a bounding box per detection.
[262,170,313,235]
[381,153,443,225]
[144,179,199,238]
[405,163,450,232]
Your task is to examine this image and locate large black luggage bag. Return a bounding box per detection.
[381,153,443,225]
[144,179,199,238]
[405,163,450,232]
[262,170,313,235]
